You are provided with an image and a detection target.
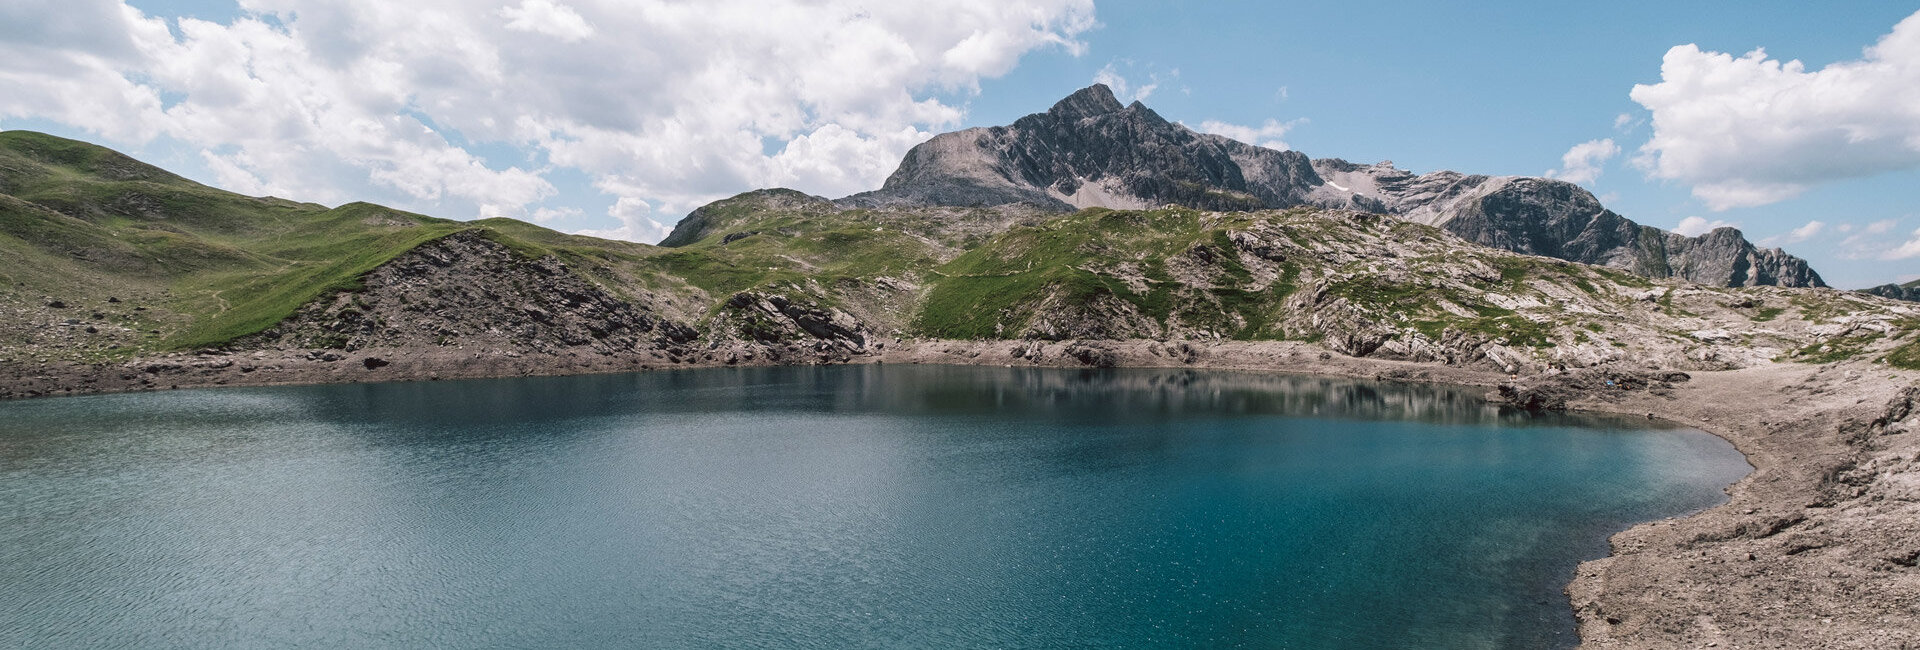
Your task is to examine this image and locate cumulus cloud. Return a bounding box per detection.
[575,195,671,243]
[499,0,594,43]
[1545,138,1620,185]
[1673,216,1737,237]
[1630,10,1920,210]
[0,0,1096,241]
[1197,118,1302,151]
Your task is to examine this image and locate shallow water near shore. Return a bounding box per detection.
[0,365,1747,648]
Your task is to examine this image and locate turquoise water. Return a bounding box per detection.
[0,365,1747,648]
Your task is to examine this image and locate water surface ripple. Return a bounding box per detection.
[0,365,1748,648]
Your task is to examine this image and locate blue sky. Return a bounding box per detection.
[966,1,1920,289]
[3,1,1916,287]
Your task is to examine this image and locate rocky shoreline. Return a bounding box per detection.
[2,339,1916,648]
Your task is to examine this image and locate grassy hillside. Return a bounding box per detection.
[0,132,506,353]
[918,208,1300,339]
[0,132,958,357]
[916,207,1602,344]
[4,130,1917,374]
[912,205,1920,370]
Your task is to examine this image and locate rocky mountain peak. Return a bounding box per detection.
[822,86,1827,289]
[1047,83,1126,120]
[839,84,1319,214]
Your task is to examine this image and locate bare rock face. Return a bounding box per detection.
[831,84,1826,289]
[246,230,696,355]
[1311,163,1826,288]
[1864,280,1920,303]
[715,290,872,353]
[840,84,1320,213]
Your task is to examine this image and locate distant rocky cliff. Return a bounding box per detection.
[840,84,1825,289]
[1865,281,1920,303]
[1308,161,1825,288]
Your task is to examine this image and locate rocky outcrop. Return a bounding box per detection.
[1491,367,1692,411]
[832,84,1825,289]
[1311,161,1826,287]
[245,230,697,355]
[714,290,873,353]
[1864,281,1920,303]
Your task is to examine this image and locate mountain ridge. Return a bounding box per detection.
[1866,279,1920,302]
[829,84,1825,290]
[1,126,1909,380]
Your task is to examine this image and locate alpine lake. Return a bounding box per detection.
[0,364,1748,648]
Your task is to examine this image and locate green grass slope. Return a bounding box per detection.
[0,131,502,352]
[910,205,1920,371]
[917,208,1301,339]
[0,133,964,357]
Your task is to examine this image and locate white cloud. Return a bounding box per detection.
[1786,220,1825,242]
[530,206,580,223]
[499,0,594,43]
[0,0,1096,241]
[199,148,275,197]
[1884,228,1920,260]
[1759,219,1826,246]
[575,195,671,243]
[1838,218,1912,259]
[1673,216,1737,237]
[1630,10,1920,210]
[1843,218,1899,245]
[1092,61,1162,102]
[1197,118,1302,151]
[1545,138,1619,185]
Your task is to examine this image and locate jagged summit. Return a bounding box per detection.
[830,85,1824,288]
[842,84,1321,214]
[1047,83,1128,119]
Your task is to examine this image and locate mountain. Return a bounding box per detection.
[3,105,1918,650]
[1865,279,1920,302]
[840,84,1824,289]
[4,126,1914,390]
[0,130,690,354]
[840,85,1320,213]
